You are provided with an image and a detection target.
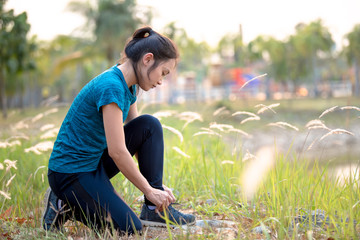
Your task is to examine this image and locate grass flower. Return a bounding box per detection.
[30,108,59,124]
[43,108,59,116]
[268,121,299,131]
[242,151,256,162]
[6,174,16,187]
[0,190,11,200]
[209,122,234,132]
[213,106,227,116]
[241,116,260,124]
[1,101,359,239]
[228,128,251,137]
[1,140,21,148]
[308,128,356,150]
[232,111,258,118]
[40,128,60,139]
[307,139,318,150]
[10,140,21,147]
[11,120,29,130]
[31,113,44,123]
[305,119,330,131]
[319,106,338,118]
[340,106,360,111]
[255,103,280,114]
[238,73,267,91]
[6,135,29,141]
[153,111,175,120]
[172,146,191,158]
[307,125,331,130]
[162,124,183,143]
[319,128,355,141]
[40,124,55,131]
[24,141,54,155]
[178,111,203,129]
[4,159,17,171]
[193,131,222,137]
[34,166,46,179]
[0,141,9,148]
[305,119,324,128]
[178,111,203,121]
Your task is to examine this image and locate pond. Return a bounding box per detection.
[330,162,360,185]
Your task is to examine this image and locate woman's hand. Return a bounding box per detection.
[145,188,173,212]
[163,184,176,203]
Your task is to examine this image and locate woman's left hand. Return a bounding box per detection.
[163,184,176,203]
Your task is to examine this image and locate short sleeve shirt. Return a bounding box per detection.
[48,65,137,173]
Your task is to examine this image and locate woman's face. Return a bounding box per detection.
[138,54,176,91]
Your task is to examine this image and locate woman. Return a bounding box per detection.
[41,27,195,235]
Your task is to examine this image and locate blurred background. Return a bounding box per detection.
[1,0,360,118]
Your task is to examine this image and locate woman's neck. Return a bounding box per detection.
[118,60,137,87]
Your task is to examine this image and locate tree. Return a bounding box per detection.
[344,24,360,97]
[286,34,310,88]
[247,36,289,98]
[35,35,99,103]
[161,22,210,103]
[289,20,334,96]
[163,22,210,73]
[6,36,36,109]
[217,25,245,67]
[248,36,287,80]
[67,0,143,65]
[0,0,34,118]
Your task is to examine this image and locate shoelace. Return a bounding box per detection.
[49,201,70,225]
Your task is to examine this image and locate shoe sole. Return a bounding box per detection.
[41,187,52,230]
[140,219,196,227]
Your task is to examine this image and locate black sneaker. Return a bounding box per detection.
[41,187,69,231]
[140,204,196,227]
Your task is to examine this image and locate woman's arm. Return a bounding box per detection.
[124,102,139,124]
[102,103,173,210]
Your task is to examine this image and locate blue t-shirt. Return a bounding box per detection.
[48,65,137,173]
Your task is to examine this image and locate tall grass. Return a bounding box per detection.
[0,97,359,239]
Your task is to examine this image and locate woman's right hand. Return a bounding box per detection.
[145,188,173,212]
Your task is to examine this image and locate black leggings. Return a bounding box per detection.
[48,115,164,234]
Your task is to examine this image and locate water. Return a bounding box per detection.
[331,163,360,185]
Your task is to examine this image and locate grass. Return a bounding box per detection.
[0,97,359,239]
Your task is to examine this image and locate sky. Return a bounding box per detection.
[5,0,360,49]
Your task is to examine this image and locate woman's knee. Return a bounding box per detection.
[138,114,162,133]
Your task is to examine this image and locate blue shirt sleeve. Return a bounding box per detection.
[93,72,126,113]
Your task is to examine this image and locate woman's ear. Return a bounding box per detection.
[142,53,154,65]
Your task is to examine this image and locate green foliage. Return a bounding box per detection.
[344,24,360,63]
[344,24,360,96]
[1,98,359,238]
[67,0,144,64]
[0,1,36,117]
[246,19,335,91]
[218,30,245,67]
[248,36,288,83]
[290,20,334,89]
[163,22,211,75]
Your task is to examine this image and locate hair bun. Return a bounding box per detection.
[133,26,153,39]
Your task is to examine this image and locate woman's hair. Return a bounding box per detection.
[122,27,179,80]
